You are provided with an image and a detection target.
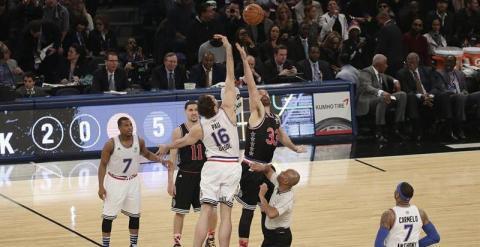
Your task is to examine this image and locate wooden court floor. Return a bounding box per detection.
[0,148,479,246]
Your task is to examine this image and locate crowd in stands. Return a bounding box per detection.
[0,0,480,141]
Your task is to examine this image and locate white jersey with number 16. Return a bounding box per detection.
[200,109,239,160]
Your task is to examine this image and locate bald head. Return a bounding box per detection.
[285,169,300,187]
[406,52,419,70]
[372,54,388,73]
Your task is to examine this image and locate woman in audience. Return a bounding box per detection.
[301,4,321,41]
[424,18,447,55]
[320,31,343,73]
[233,27,258,62]
[87,15,118,56]
[57,43,87,84]
[259,25,287,62]
[275,3,298,40]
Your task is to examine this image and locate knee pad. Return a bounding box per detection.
[238,209,254,238]
[129,216,140,229]
[102,218,113,233]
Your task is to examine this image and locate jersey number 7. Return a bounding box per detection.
[404,224,413,242]
[123,158,132,173]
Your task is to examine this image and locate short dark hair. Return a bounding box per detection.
[184,100,197,110]
[198,95,216,118]
[23,71,35,80]
[274,45,288,55]
[117,117,130,127]
[164,52,177,61]
[196,1,215,15]
[105,50,118,61]
[309,44,320,52]
[400,182,414,199]
[69,43,86,62]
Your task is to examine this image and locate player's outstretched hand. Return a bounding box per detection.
[295,145,307,153]
[161,159,173,169]
[259,183,268,197]
[213,34,230,48]
[235,43,247,60]
[98,186,106,200]
[156,144,169,156]
[248,162,267,172]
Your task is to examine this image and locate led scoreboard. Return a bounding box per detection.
[0,82,354,162]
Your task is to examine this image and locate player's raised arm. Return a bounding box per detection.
[235,43,264,118]
[216,34,236,122]
[157,124,203,156]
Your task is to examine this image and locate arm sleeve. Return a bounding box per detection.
[374,226,389,247]
[419,223,440,247]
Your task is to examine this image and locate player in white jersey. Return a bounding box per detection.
[157,34,240,247]
[98,117,169,247]
[374,182,440,247]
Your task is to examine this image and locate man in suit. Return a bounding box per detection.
[16,72,48,97]
[150,52,187,90]
[375,10,404,76]
[288,22,315,63]
[189,51,226,88]
[297,44,334,82]
[263,45,297,84]
[235,55,264,84]
[431,55,480,140]
[425,0,454,43]
[91,51,129,92]
[357,54,407,142]
[396,53,435,141]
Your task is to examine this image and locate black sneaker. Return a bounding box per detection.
[205,237,216,247]
[173,244,181,247]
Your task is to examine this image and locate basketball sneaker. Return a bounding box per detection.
[173,244,181,247]
[205,237,216,247]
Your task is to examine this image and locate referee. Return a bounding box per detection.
[250,163,300,247]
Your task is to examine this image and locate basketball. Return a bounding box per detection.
[243,3,264,26]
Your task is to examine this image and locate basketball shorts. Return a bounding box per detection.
[236,162,276,210]
[200,161,241,207]
[171,170,201,214]
[102,174,140,220]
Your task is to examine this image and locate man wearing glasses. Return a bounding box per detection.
[92,51,128,92]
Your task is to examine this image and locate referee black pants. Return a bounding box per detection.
[261,227,292,247]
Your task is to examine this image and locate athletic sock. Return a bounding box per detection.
[174,233,182,245]
[102,236,110,247]
[207,230,215,239]
[130,234,138,246]
[239,239,249,247]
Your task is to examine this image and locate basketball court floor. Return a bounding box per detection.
[1,144,479,246]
